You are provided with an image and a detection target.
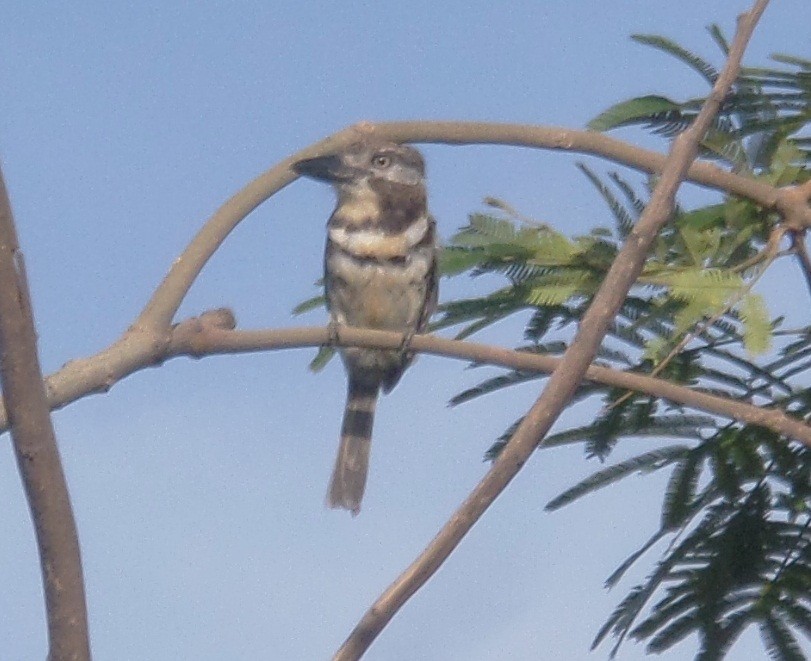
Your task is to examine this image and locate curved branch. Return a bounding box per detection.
[134,126,374,329]
[334,3,771,658]
[132,117,806,334]
[182,324,811,446]
[370,121,784,207]
[792,231,811,300]
[0,167,90,658]
[4,314,806,447]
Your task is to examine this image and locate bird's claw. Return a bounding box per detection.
[398,329,416,358]
[327,320,341,346]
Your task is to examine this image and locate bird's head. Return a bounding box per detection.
[293,140,425,190]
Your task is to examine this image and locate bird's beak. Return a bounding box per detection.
[292,154,352,183]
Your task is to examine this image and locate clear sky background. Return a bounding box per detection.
[1,2,809,660]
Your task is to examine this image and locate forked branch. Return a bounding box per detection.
[2,318,809,446]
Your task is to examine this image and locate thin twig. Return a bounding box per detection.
[0,168,90,658]
[792,231,811,300]
[333,3,771,659]
[609,225,786,410]
[134,126,374,330]
[1,315,808,447]
[187,323,811,446]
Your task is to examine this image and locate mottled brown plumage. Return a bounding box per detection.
[294,140,438,514]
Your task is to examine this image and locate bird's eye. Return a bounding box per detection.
[372,155,391,168]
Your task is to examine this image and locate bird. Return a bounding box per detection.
[293,139,438,515]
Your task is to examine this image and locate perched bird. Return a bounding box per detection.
[294,139,438,515]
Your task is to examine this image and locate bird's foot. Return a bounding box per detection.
[327,320,341,346]
[398,329,416,358]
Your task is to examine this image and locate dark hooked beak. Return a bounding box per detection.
[292,154,353,183]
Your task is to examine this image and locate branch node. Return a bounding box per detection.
[199,307,237,331]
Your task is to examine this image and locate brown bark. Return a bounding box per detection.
[0,168,90,659]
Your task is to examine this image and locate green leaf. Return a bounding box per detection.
[528,231,578,264]
[432,288,529,339]
[292,293,326,315]
[631,34,719,85]
[766,137,806,186]
[545,446,688,511]
[662,450,705,529]
[771,53,811,69]
[308,345,335,372]
[439,247,489,276]
[779,602,811,642]
[643,336,670,362]
[677,223,723,266]
[740,294,772,356]
[453,213,518,246]
[577,163,637,237]
[644,612,700,653]
[658,268,744,306]
[701,129,749,169]
[588,95,682,132]
[525,271,593,306]
[604,527,670,589]
[449,369,541,407]
[675,204,727,233]
[644,268,745,343]
[706,24,729,55]
[759,615,806,661]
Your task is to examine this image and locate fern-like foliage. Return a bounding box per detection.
[437,29,810,661]
[438,189,773,362]
[589,26,811,172]
[587,427,811,660]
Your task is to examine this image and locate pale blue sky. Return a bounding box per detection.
[1,2,808,660]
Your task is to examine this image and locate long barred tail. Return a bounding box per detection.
[328,376,380,515]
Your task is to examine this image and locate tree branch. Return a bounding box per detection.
[179,322,811,446]
[333,2,771,659]
[132,119,807,336]
[792,232,811,301]
[6,313,807,448]
[0,168,90,658]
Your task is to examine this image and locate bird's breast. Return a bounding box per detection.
[325,245,433,331]
[328,216,429,259]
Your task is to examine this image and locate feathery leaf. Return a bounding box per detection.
[545,446,689,511]
[631,33,719,85]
